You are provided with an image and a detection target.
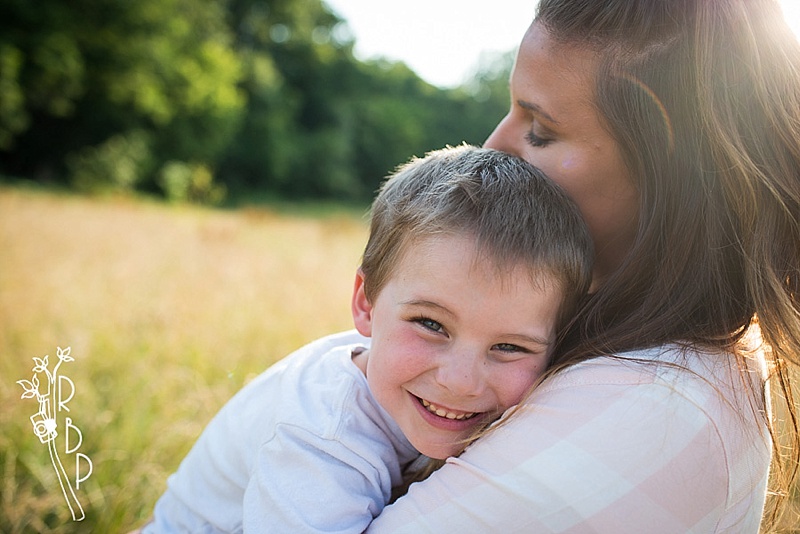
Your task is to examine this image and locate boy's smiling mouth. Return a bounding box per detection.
[417,396,478,420]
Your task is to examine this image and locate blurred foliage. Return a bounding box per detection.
[0,0,513,203]
[158,160,227,204]
[67,130,153,193]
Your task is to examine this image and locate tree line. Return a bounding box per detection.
[0,0,514,204]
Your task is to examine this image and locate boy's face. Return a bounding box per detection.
[351,233,562,459]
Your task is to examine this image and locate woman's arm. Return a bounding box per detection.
[367,357,769,533]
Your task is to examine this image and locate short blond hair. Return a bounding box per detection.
[361,145,593,329]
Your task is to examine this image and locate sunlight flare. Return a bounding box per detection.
[779,0,800,42]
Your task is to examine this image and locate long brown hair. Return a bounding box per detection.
[535,0,800,529]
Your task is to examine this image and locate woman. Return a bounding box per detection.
[367,0,800,532]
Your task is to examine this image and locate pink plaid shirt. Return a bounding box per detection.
[368,345,770,533]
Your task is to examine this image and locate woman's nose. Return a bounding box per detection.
[483,113,517,155]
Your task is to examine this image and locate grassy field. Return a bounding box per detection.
[0,186,368,532]
[2,186,799,532]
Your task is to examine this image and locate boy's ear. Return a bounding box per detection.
[351,268,374,337]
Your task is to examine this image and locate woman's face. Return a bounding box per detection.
[485,22,638,281]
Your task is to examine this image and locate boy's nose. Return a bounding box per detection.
[435,350,485,397]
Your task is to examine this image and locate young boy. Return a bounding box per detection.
[142,145,593,533]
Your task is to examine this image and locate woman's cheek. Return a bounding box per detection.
[560,155,580,171]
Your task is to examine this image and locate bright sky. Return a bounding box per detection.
[322,0,536,88]
[323,0,800,88]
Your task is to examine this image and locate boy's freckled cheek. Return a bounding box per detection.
[386,331,429,365]
[391,326,420,347]
[506,365,545,404]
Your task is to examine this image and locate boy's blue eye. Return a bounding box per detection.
[493,343,526,353]
[417,318,444,333]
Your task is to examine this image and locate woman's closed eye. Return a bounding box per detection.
[525,125,553,148]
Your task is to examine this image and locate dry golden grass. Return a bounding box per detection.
[0,186,368,531]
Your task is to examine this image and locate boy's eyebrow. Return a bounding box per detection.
[517,100,559,125]
[401,299,457,318]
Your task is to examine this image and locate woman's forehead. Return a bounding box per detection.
[513,24,600,122]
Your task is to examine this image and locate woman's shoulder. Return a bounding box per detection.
[537,343,765,401]
[471,345,769,531]
[518,344,770,506]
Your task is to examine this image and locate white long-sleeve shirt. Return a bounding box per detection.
[145,330,420,534]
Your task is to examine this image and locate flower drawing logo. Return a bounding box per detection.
[17,347,93,521]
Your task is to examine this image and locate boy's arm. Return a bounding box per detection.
[243,421,396,534]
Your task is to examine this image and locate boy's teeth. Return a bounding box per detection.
[420,398,475,420]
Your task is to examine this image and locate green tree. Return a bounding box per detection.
[0,0,244,197]
[220,0,363,198]
[342,51,513,198]
[0,0,514,203]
